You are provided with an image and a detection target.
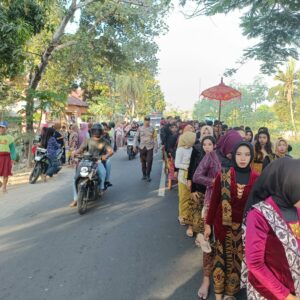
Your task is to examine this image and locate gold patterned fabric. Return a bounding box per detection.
[213,223,243,296]
[290,222,300,239]
[252,162,263,174]
[178,182,193,225]
[221,168,232,226]
[189,191,205,233]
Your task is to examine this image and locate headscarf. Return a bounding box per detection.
[183,124,194,133]
[200,125,214,141]
[217,130,243,157]
[232,141,254,185]
[178,131,196,148]
[71,124,79,132]
[79,122,89,145]
[275,137,288,157]
[244,158,300,222]
[232,141,254,173]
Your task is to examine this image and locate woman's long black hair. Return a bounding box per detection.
[43,127,55,148]
[254,130,273,161]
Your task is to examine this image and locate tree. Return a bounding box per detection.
[193,77,268,126]
[268,59,300,135]
[181,1,300,74]
[0,0,48,79]
[1,0,170,134]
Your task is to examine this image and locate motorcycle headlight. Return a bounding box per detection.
[80,167,89,177]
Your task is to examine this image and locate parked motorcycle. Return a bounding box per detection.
[75,153,100,215]
[29,147,63,184]
[127,136,136,160]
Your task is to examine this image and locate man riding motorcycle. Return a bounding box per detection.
[126,121,138,139]
[69,123,114,207]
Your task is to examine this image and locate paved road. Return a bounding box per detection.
[0,149,246,300]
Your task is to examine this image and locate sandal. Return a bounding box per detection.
[196,233,212,253]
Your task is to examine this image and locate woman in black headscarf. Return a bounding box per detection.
[243,158,300,300]
[204,141,259,300]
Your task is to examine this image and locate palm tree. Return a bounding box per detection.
[269,59,300,135]
[116,73,145,120]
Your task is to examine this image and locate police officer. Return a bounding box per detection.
[134,116,157,182]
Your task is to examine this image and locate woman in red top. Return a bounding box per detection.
[204,141,259,300]
[243,158,300,300]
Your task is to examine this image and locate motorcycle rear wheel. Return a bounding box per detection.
[29,163,42,184]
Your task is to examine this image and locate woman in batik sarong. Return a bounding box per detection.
[186,131,212,236]
[243,158,300,300]
[175,131,196,237]
[204,142,259,300]
[192,136,220,299]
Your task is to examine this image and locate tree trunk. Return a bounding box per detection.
[24,0,78,166]
[287,88,297,137]
[289,98,297,137]
[131,99,135,120]
[28,1,78,92]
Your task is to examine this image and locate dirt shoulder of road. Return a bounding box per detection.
[9,167,32,186]
[8,165,74,186]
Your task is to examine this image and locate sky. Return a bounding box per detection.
[156,5,273,110]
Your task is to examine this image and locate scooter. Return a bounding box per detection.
[29,148,63,184]
[127,136,136,160]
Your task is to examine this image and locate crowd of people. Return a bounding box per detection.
[0,121,119,194]
[0,116,299,300]
[159,117,300,300]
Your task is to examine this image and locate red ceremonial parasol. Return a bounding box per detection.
[200,78,241,121]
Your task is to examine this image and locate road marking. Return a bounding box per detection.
[158,161,166,197]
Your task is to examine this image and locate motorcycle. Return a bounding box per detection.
[75,153,100,215]
[29,147,63,184]
[127,136,136,160]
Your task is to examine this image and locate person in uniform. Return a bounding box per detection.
[134,116,157,182]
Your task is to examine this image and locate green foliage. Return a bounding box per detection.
[0,0,48,78]
[193,77,268,126]
[268,59,300,132]
[114,71,166,119]
[182,1,300,74]
[1,0,170,134]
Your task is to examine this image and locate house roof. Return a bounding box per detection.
[68,96,88,107]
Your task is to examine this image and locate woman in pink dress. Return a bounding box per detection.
[243,158,300,300]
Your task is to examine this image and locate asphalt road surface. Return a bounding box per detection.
[0,149,246,300]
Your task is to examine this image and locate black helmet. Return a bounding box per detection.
[91,123,104,138]
[109,121,115,129]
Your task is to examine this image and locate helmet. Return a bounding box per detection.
[91,123,104,138]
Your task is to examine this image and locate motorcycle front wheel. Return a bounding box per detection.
[29,162,42,184]
[77,180,89,215]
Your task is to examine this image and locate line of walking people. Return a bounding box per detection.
[160,118,300,300]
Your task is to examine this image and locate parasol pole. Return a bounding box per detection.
[218,99,221,121]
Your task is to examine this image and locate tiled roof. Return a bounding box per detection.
[68,96,88,107]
